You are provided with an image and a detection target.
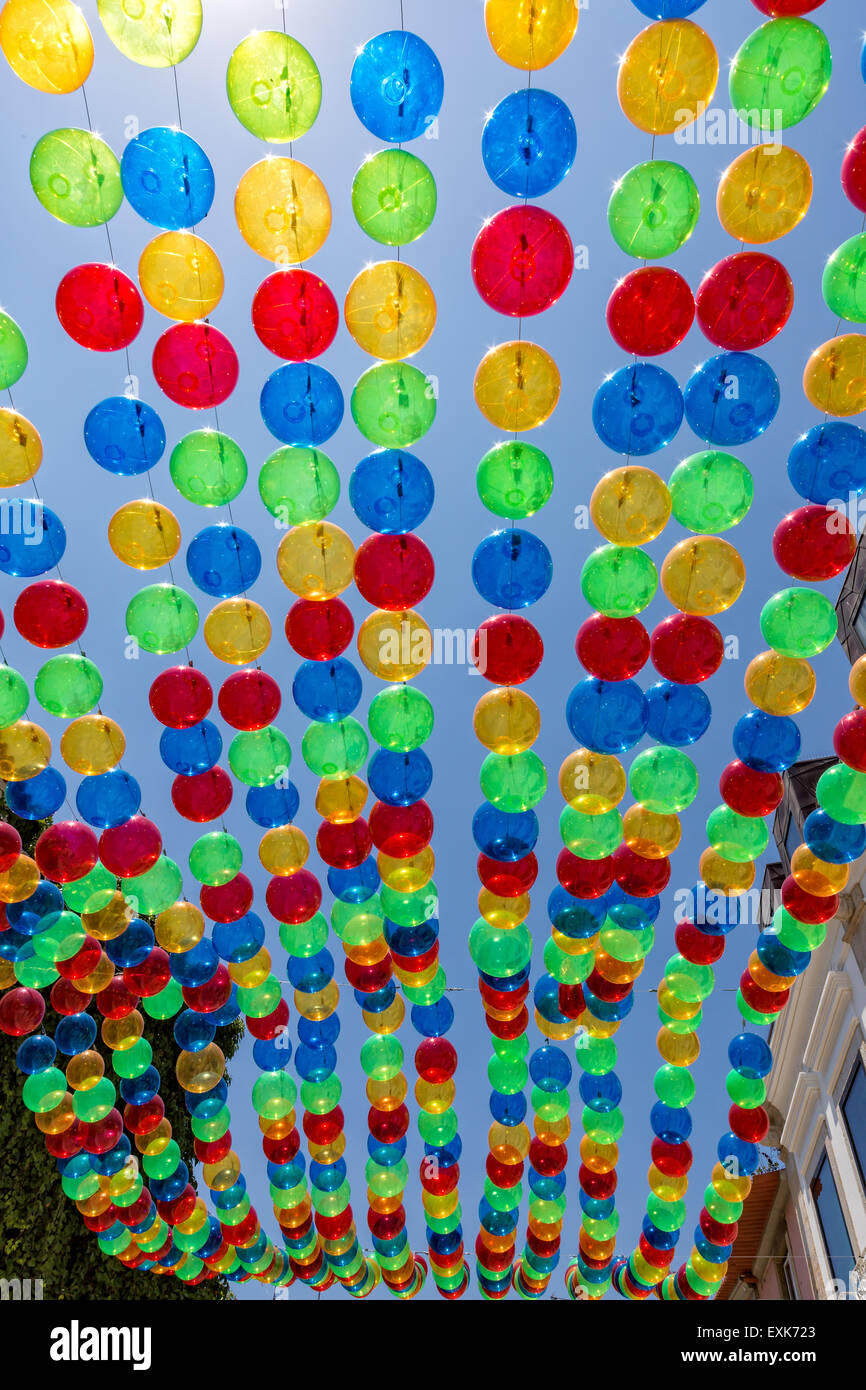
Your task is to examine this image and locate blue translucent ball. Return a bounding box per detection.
[0,501,65,577]
[650,1100,692,1144]
[566,677,648,754]
[16,1034,56,1074]
[411,996,454,1038]
[5,766,66,820]
[682,882,740,934]
[472,803,538,861]
[384,914,438,954]
[83,396,166,475]
[490,1090,527,1126]
[90,1135,131,1176]
[592,363,683,455]
[530,1044,572,1092]
[534,973,567,1024]
[210,989,242,1028]
[631,0,707,15]
[120,127,215,229]
[480,962,530,992]
[173,1009,217,1052]
[355,981,396,1013]
[728,1032,772,1078]
[481,88,576,198]
[803,809,866,865]
[756,932,810,980]
[694,1229,732,1263]
[120,1067,160,1107]
[55,1012,98,1055]
[643,1214,678,1249]
[327,858,380,903]
[298,1014,340,1049]
[787,422,866,505]
[6,881,63,930]
[253,1036,291,1071]
[76,769,141,828]
[349,449,434,533]
[368,747,432,805]
[212,912,265,963]
[547,887,604,938]
[169,937,219,988]
[350,31,444,143]
[684,351,779,445]
[160,719,222,775]
[185,1079,227,1117]
[260,363,344,446]
[287,948,334,993]
[104,919,155,969]
[150,1164,189,1203]
[645,680,711,747]
[583,1192,616,1220]
[186,524,261,598]
[245,781,300,828]
[292,658,362,722]
[0,929,31,962]
[471,528,553,609]
[582,987,633,1023]
[733,709,801,774]
[295,1043,336,1084]
[718,1132,760,1176]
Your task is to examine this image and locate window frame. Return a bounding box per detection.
[840,1059,866,1195]
[810,1148,856,1286]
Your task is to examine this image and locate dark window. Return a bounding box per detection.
[785,814,800,865]
[841,1061,866,1193]
[811,1151,855,1284]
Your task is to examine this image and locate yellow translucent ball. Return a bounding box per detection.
[259,826,308,876]
[377,847,434,892]
[394,958,438,989]
[578,1009,618,1039]
[415,1078,454,1115]
[648,1164,688,1202]
[235,157,331,264]
[66,1049,105,1091]
[791,844,848,897]
[595,950,643,985]
[102,1011,144,1051]
[71,951,113,996]
[229,949,271,988]
[623,805,680,859]
[717,145,812,245]
[176,1198,208,1236]
[699,848,755,894]
[559,749,625,814]
[97,0,202,69]
[618,20,718,135]
[691,1249,727,1284]
[474,341,560,432]
[661,536,745,616]
[276,522,355,600]
[0,959,17,989]
[590,466,671,546]
[535,1111,570,1146]
[203,1150,243,1193]
[139,232,223,321]
[478,888,530,928]
[343,936,388,967]
[368,1074,407,1111]
[0,721,51,781]
[108,499,180,570]
[176,1043,225,1094]
[0,0,93,93]
[344,261,436,361]
[712,1161,751,1204]
[61,715,125,773]
[423,1189,458,1221]
[474,687,540,754]
[851,655,866,708]
[0,408,42,486]
[294,980,339,1021]
[155,901,205,953]
[489,1120,531,1165]
[0,853,39,903]
[316,776,368,824]
[538,1014,576,1042]
[83,891,133,942]
[804,335,866,417]
[484,0,578,70]
[203,598,271,665]
[358,608,431,681]
[745,651,815,717]
[657,1027,700,1067]
[363,995,405,1035]
[552,926,596,957]
[658,982,701,1020]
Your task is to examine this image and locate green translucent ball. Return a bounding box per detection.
[368,684,433,750]
[770,906,826,953]
[142,1138,180,1180]
[22,1066,67,1113]
[331,903,383,947]
[0,311,28,390]
[34,653,103,718]
[280,912,328,957]
[608,160,700,260]
[487,1053,528,1096]
[760,587,837,658]
[238,975,282,1018]
[228,727,291,786]
[15,958,57,989]
[647,1193,686,1232]
[32,910,85,963]
[379,881,437,925]
[822,233,866,323]
[360,1034,403,1081]
[170,430,248,506]
[468,918,532,978]
[112,1037,152,1080]
[418,1107,458,1148]
[476,440,554,519]
[300,1075,341,1115]
[704,1183,743,1225]
[665,953,714,1003]
[654,1063,696,1108]
[63,863,116,913]
[121,856,183,916]
[575,1034,617,1075]
[142,979,184,1020]
[729,17,831,131]
[72,1077,116,1124]
[544,936,593,985]
[259,446,339,524]
[669,451,753,533]
[351,362,436,448]
[559,805,623,859]
[658,1006,701,1034]
[629,747,698,814]
[226,32,321,142]
[816,763,866,826]
[0,665,29,728]
[253,1070,297,1120]
[302,718,368,777]
[583,1105,623,1145]
[189,831,242,886]
[580,544,658,617]
[30,128,122,227]
[706,805,768,863]
[601,923,653,962]
[126,584,198,655]
[352,148,436,245]
[480,750,547,812]
[726,1068,766,1109]
[402,966,446,1005]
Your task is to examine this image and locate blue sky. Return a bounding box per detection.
[1,0,864,1301]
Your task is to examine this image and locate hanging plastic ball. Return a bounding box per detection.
[729,17,831,131]
[61,715,125,774]
[83,396,165,477]
[153,323,239,409]
[592,364,683,456]
[120,127,214,229]
[473,687,539,755]
[733,709,801,773]
[0,310,28,390]
[590,467,671,546]
[171,766,232,822]
[774,505,855,580]
[476,441,553,521]
[76,769,141,829]
[259,446,340,527]
[484,0,578,69]
[369,684,434,751]
[804,335,866,417]
[576,616,649,683]
[186,524,261,598]
[355,533,435,610]
[745,651,815,716]
[235,157,330,264]
[35,820,98,883]
[56,263,143,352]
[35,653,102,718]
[472,615,543,685]
[138,232,223,322]
[474,342,561,432]
[108,499,180,571]
[228,727,291,788]
[358,608,431,681]
[646,681,711,746]
[567,678,648,756]
[720,760,783,817]
[352,148,436,247]
[160,719,221,775]
[651,617,723,691]
[661,537,745,616]
[669,451,753,533]
[472,530,552,610]
[608,161,699,261]
[277,522,355,600]
[99,816,163,879]
[126,583,198,655]
[684,351,779,445]
[717,144,812,244]
[96,0,201,67]
[350,31,443,142]
[252,270,338,361]
[581,545,658,617]
[292,659,362,723]
[618,19,718,134]
[170,430,247,508]
[149,666,212,728]
[0,407,42,487]
[218,672,280,734]
[822,234,866,324]
[482,88,576,199]
[606,268,694,357]
[472,206,573,317]
[260,364,343,449]
[760,586,836,658]
[0,500,66,577]
[0,0,93,94]
[350,449,434,535]
[188,833,241,888]
[30,128,121,227]
[345,261,436,361]
[226,31,321,142]
[0,666,29,728]
[286,597,353,661]
[352,362,436,448]
[0,849,40,900]
[695,253,793,351]
[203,599,270,665]
[842,128,866,215]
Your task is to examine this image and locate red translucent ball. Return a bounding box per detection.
[304,1106,343,1145]
[579,1164,616,1200]
[124,946,170,998]
[152,323,239,409]
[200,872,253,922]
[577,613,650,680]
[14,581,88,648]
[149,666,213,728]
[80,1109,123,1155]
[286,598,354,660]
[651,1137,693,1177]
[47,1126,85,1160]
[353,534,434,610]
[124,1095,165,1135]
[420,1156,459,1194]
[558,982,585,1019]
[750,0,825,12]
[695,252,793,351]
[781,876,837,924]
[479,979,529,1012]
[729,1103,770,1143]
[739,970,788,1015]
[368,1103,409,1144]
[720,760,784,817]
[675,920,726,965]
[773,504,856,580]
[246,997,289,1040]
[172,768,233,822]
[315,1207,353,1240]
[98,816,162,878]
[315,817,373,869]
[699,1209,738,1246]
[51,976,90,1015]
[56,263,143,351]
[368,1207,405,1241]
[477,850,538,897]
[182,962,231,1013]
[833,708,866,771]
[368,800,433,859]
[612,844,670,897]
[0,985,45,1036]
[415,1036,457,1084]
[473,614,543,684]
[586,969,632,1003]
[842,127,866,215]
[391,942,437,974]
[159,1185,196,1226]
[198,1131,235,1163]
[344,956,392,992]
[640,1234,675,1268]
[96,976,137,1018]
[34,821,98,883]
[529,1138,567,1176]
[56,935,101,981]
[556,850,615,898]
[0,821,22,872]
[471,205,573,316]
[252,270,338,360]
[651,614,723,684]
[266,870,322,924]
[486,1007,528,1040]
[606,266,695,356]
[218,670,281,731]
